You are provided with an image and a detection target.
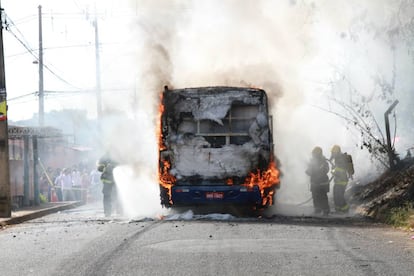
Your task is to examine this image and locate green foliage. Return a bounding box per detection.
[384,202,414,227]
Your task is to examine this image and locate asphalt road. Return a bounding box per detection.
[1,203,414,276]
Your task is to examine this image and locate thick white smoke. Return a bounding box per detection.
[96,0,414,217]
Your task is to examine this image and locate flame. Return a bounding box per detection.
[158,160,176,203]
[157,92,175,204]
[243,159,280,206]
[157,90,280,207]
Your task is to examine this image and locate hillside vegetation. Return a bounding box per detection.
[351,157,414,228]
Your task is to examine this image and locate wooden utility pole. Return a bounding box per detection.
[0,1,11,217]
[38,5,44,126]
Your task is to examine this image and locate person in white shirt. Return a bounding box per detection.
[60,168,73,201]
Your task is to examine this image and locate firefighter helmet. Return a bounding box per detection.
[312,146,323,156]
[331,145,341,154]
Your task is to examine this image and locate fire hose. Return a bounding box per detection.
[296,196,313,206]
[296,175,334,206]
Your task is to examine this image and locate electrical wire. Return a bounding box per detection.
[6,28,38,60]
[4,14,34,49]
[8,92,36,101]
[12,14,37,25]
[6,43,94,58]
[4,12,82,90]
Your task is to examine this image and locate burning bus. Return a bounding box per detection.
[158,86,280,209]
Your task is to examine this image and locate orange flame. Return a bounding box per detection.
[243,159,280,206]
[158,160,176,203]
[157,92,175,204]
[157,90,280,207]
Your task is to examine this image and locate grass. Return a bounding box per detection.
[384,202,414,229]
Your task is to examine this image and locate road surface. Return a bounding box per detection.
[1,203,413,276]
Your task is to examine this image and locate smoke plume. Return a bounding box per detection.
[97,0,414,217]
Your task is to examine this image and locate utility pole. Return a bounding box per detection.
[94,16,102,121]
[33,136,39,205]
[23,135,29,206]
[38,5,44,126]
[384,100,399,170]
[0,0,11,217]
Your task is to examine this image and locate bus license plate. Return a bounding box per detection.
[206,192,224,199]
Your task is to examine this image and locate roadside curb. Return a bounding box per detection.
[0,202,82,226]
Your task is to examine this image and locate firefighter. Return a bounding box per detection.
[96,155,119,217]
[306,146,330,215]
[330,145,354,213]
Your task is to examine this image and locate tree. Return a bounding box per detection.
[320,0,414,169]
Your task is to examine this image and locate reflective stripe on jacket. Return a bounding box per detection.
[332,167,348,185]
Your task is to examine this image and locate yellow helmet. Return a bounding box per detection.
[331,145,341,154]
[312,146,323,156]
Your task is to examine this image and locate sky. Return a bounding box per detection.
[3,0,136,120]
[2,0,414,217]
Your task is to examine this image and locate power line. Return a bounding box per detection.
[7,28,37,60]
[6,43,94,58]
[5,28,70,90]
[44,87,132,94]
[4,13,33,49]
[12,14,36,25]
[9,87,132,102]
[8,92,36,101]
[4,12,82,90]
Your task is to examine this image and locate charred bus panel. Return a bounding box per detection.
[158,86,279,208]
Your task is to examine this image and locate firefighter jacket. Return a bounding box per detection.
[331,153,353,186]
[97,157,117,185]
[306,155,330,191]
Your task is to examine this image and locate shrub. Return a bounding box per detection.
[384,202,414,228]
